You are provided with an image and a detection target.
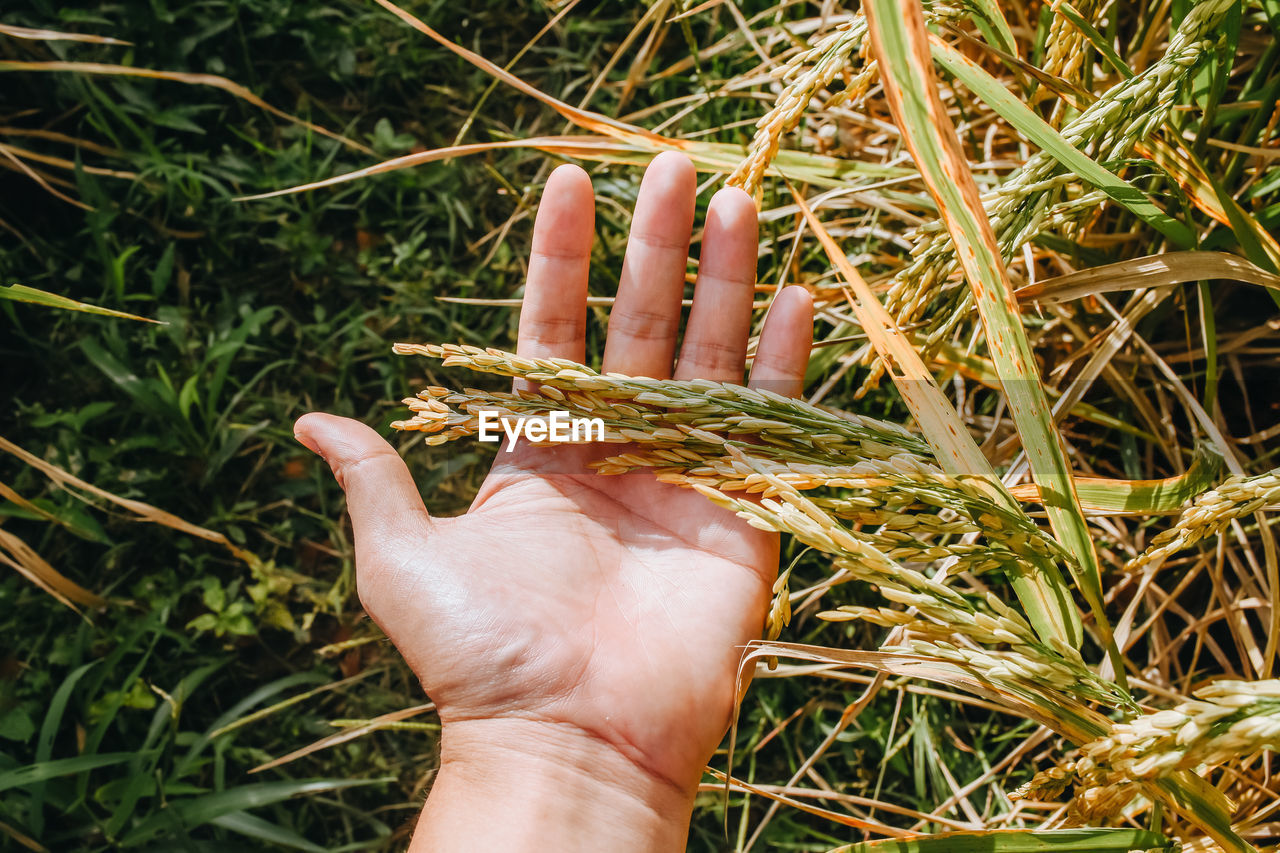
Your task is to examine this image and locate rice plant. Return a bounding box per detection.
[372,0,1280,849]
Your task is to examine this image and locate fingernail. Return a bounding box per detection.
[294,432,321,455]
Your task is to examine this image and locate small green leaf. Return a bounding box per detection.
[201,577,225,612]
[0,708,36,743]
[186,613,219,633]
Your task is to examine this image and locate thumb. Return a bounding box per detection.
[294,413,432,561]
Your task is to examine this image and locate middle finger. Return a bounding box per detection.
[601,151,696,379]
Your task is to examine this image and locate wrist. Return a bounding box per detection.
[410,717,696,852]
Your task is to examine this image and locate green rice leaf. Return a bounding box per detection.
[237,135,913,202]
[963,0,1018,56]
[1015,251,1280,304]
[827,828,1172,853]
[1012,444,1224,515]
[28,662,97,838]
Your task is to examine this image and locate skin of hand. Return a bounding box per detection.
[295,152,813,851]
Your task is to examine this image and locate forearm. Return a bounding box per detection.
[409,718,696,852]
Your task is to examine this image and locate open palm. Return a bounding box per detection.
[296,153,813,829]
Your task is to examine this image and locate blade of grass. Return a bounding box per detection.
[237,134,912,202]
[1154,773,1253,853]
[0,753,136,792]
[0,141,136,180]
[250,702,435,774]
[370,0,664,144]
[864,0,1120,686]
[962,0,1017,57]
[0,126,128,159]
[451,0,582,146]
[0,435,257,566]
[119,778,390,847]
[28,662,97,839]
[1,283,162,323]
[707,767,916,835]
[0,480,108,542]
[0,61,368,154]
[0,145,91,209]
[1198,280,1220,411]
[0,527,105,609]
[203,670,379,741]
[173,671,331,779]
[207,812,328,852]
[1140,135,1280,272]
[0,24,131,45]
[0,820,45,853]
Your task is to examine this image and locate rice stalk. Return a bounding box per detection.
[872,0,1233,380]
[1126,467,1280,573]
[391,342,928,457]
[728,17,876,194]
[390,343,1119,721]
[1019,680,1280,822]
[1041,0,1101,98]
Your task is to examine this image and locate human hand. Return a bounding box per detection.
[295,152,813,851]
